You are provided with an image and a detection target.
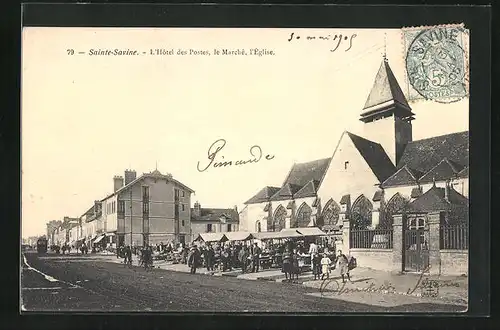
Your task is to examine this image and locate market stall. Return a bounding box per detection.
[293,227,328,271]
[194,232,228,243]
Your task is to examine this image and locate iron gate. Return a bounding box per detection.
[403,228,430,272]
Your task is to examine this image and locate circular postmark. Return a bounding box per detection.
[406,27,468,103]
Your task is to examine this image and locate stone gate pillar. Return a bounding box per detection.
[392,213,404,273]
[342,219,350,253]
[427,211,442,276]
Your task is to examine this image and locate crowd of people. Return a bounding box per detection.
[112,238,357,282]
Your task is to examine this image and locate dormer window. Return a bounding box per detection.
[344,161,349,170]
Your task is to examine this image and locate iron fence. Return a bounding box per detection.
[440,224,468,250]
[350,228,393,249]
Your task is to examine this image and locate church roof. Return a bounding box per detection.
[381,165,422,188]
[270,183,303,201]
[408,185,468,213]
[244,186,281,204]
[361,59,413,118]
[458,166,469,178]
[419,158,464,184]
[410,187,423,198]
[347,132,396,182]
[294,180,321,199]
[282,158,331,188]
[397,131,469,173]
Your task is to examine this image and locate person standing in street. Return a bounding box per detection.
[205,244,215,272]
[337,249,351,283]
[188,245,201,274]
[238,246,249,274]
[321,253,332,280]
[281,247,292,282]
[291,249,300,282]
[312,252,321,280]
[251,243,261,273]
[308,241,318,255]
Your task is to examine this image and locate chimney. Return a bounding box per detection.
[234,205,238,213]
[124,169,137,185]
[113,175,124,192]
[193,201,201,218]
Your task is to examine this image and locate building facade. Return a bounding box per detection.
[79,169,194,248]
[190,202,240,242]
[240,58,469,275]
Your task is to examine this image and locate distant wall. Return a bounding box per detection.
[349,249,393,271]
[440,250,468,276]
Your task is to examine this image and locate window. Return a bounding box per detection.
[227,224,232,232]
[344,161,349,170]
[142,186,150,200]
[143,202,149,215]
[118,200,125,218]
[181,191,185,197]
[181,204,185,212]
[294,203,312,228]
[207,224,212,232]
[181,220,185,226]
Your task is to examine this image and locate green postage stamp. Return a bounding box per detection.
[403,24,469,103]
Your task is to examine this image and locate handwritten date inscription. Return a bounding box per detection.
[288,32,357,52]
[197,139,275,172]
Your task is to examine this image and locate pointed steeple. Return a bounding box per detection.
[360,58,415,123]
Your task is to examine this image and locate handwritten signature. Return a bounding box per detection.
[319,278,396,296]
[287,32,357,52]
[406,266,460,297]
[197,139,275,172]
[319,266,460,298]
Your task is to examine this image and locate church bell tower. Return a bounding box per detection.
[360,57,415,167]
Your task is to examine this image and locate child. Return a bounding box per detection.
[312,252,321,280]
[320,253,332,280]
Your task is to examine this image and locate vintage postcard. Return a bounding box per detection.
[21,26,469,313]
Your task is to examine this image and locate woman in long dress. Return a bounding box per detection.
[337,249,351,283]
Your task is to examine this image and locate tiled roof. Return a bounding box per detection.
[294,180,321,199]
[411,187,423,198]
[361,59,413,115]
[419,158,464,184]
[101,171,194,201]
[244,186,281,205]
[340,194,351,205]
[397,131,469,173]
[282,158,331,188]
[458,166,469,178]
[191,208,239,222]
[408,185,468,213]
[347,132,396,182]
[372,189,383,202]
[381,166,421,188]
[270,183,302,201]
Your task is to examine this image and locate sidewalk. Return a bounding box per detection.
[88,254,467,307]
[301,267,468,306]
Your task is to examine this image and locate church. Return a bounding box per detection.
[239,57,469,275]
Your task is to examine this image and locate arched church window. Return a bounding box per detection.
[321,199,340,227]
[271,206,286,232]
[350,195,373,230]
[379,193,410,229]
[255,221,262,233]
[294,203,312,228]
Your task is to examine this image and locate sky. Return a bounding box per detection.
[21,28,469,237]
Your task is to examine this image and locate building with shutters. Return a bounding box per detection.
[80,169,194,248]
